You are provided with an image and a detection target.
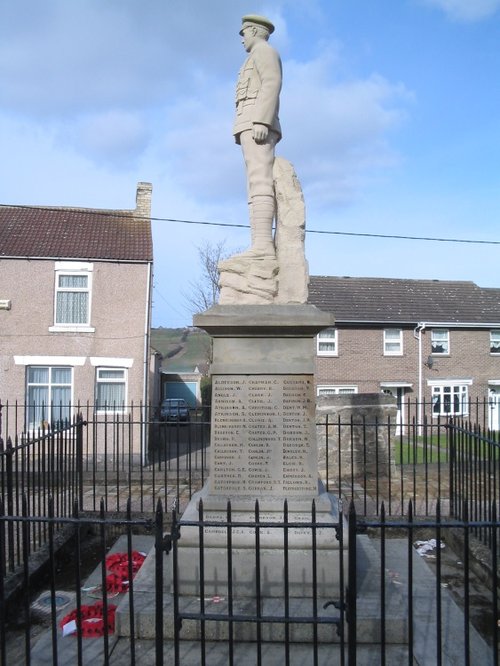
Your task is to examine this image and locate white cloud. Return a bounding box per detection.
[152,47,413,212]
[0,113,141,207]
[422,0,500,21]
[0,1,414,217]
[0,0,336,119]
[71,111,150,167]
[279,52,413,206]
[0,0,253,117]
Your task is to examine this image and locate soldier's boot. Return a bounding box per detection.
[234,195,276,259]
[251,195,276,257]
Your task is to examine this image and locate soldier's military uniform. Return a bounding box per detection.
[233,38,282,145]
[233,16,282,258]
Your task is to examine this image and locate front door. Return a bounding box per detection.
[488,388,500,431]
[382,387,405,435]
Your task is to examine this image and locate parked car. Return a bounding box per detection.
[160,398,190,423]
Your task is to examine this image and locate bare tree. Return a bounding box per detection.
[184,240,231,314]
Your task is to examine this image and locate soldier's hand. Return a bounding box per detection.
[252,123,269,143]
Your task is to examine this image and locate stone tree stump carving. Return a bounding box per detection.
[218,157,309,305]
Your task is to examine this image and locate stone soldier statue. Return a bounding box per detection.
[233,14,282,259]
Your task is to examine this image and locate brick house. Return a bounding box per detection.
[0,182,157,454]
[308,276,500,429]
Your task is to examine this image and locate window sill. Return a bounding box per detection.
[49,325,95,333]
[432,414,468,419]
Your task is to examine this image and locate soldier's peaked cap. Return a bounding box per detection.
[239,14,275,35]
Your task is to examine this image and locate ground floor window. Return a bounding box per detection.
[317,385,358,396]
[95,368,127,412]
[26,366,72,430]
[430,383,469,417]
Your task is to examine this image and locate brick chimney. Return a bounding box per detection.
[135,182,152,219]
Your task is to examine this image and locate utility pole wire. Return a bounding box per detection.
[1,203,499,246]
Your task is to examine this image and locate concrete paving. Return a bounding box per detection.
[28,524,496,665]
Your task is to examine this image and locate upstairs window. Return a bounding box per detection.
[384,329,403,356]
[490,330,500,354]
[431,329,449,355]
[317,328,338,356]
[51,262,94,332]
[56,274,89,324]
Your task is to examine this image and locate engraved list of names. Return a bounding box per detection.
[210,375,316,497]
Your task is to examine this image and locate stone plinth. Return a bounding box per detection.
[316,393,398,482]
[173,304,345,598]
[176,485,343,598]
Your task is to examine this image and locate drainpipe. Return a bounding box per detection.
[413,322,426,429]
[142,261,152,466]
[136,182,153,467]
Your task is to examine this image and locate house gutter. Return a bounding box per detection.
[335,319,500,328]
[0,255,150,265]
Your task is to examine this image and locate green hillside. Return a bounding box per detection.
[151,327,210,373]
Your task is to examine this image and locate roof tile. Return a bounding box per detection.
[0,204,152,262]
[308,276,500,324]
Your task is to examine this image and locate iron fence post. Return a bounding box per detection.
[172,503,181,666]
[76,413,84,509]
[155,498,164,666]
[347,500,357,665]
[491,501,499,666]
[6,437,14,572]
[380,502,386,664]
[407,500,414,666]
[126,498,136,665]
[448,418,455,517]
[0,498,5,666]
[22,494,31,665]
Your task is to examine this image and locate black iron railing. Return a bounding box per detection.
[0,415,85,572]
[170,497,346,665]
[448,418,500,550]
[0,496,498,664]
[2,400,500,524]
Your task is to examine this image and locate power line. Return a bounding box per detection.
[306,228,500,246]
[1,202,499,246]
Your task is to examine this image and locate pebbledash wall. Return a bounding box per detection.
[1,262,154,460]
[314,325,500,420]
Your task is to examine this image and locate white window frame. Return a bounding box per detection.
[428,380,471,417]
[431,328,450,355]
[490,330,500,355]
[95,367,128,414]
[49,262,95,333]
[26,365,74,431]
[383,328,403,356]
[317,385,358,396]
[317,328,338,356]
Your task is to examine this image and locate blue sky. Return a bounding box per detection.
[1,0,499,327]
